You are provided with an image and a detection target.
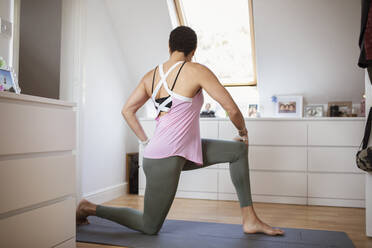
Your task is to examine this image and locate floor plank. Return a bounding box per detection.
[77,195,372,248]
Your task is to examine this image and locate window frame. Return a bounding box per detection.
[173,0,258,87]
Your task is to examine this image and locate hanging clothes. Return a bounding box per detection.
[359,0,372,68]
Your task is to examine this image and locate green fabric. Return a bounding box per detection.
[96,138,252,235]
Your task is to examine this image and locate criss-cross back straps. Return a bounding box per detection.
[151,61,183,99]
[151,61,184,116]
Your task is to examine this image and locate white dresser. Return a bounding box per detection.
[0,92,77,248]
[139,117,366,208]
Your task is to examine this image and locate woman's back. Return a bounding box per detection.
[144,60,202,106]
[143,60,204,165]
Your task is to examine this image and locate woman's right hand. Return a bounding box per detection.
[233,134,249,147]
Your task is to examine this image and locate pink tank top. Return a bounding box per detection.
[143,61,204,165]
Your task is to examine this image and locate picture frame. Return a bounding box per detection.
[327,101,352,117]
[275,95,303,117]
[304,105,324,117]
[248,104,258,117]
[0,67,21,94]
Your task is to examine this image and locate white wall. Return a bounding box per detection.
[104,0,173,118]
[60,0,174,201]
[0,0,12,65]
[254,0,364,116]
[60,0,133,200]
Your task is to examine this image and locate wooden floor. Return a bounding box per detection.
[77,194,372,248]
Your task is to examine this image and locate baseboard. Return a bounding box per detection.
[308,197,365,208]
[83,182,128,204]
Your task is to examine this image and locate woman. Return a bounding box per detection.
[76,26,284,236]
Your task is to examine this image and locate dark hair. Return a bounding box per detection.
[169,26,197,56]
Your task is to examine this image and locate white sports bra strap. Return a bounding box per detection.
[151,61,183,101]
[151,61,184,116]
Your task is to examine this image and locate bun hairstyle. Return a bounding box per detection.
[169,26,197,56]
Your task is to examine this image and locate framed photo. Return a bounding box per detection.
[327,101,352,117]
[248,104,258,117]
[275,95,303,117]
[304,105,324,117]
[0,67,21,94]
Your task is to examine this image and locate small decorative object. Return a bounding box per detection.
[0,67,21,94]
[200,102,215,117]
[271,95,278,103]
[304,105,324,117]
[275,95,303,117]
[248,104,258,117]
[0,57,5,69]
[327,101,352,117]
[361,94,366,117]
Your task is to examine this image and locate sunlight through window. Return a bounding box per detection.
[174,0,257,86]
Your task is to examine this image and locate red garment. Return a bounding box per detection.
[365,5,372,60]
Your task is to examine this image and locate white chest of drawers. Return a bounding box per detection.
[139,117,366,208]
[0,92,77,248]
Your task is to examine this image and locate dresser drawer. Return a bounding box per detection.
[178,169,218,193]
[219,121,307,146]
[0,155,76,214]
[308,121,364,146]
[139,165,218,193]
[200,120,219,138]
[219,146,307,171]
[308,147,361,173]
[0,197,75,248]
[218,170,307,197]
[0,102,76,155]
[308,173,365,199]
[249,146,307,171]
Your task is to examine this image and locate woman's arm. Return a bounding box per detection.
[121,73,151,142]
[194,63,247,135]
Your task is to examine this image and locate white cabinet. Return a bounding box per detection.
[139,117,365,208]
[0,92,76,248]
[308,147,360,173]
[308,121,364,147]
[200,120,219,139]
[248,146,307,171]
[219,120,307,146]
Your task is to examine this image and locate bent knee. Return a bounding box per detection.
[237,142,248,154]
[143,225,161,235]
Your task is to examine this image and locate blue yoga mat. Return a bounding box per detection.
[76,216,355,248]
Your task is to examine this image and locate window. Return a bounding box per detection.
[173,0,257,86]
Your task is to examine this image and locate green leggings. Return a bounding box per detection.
[96,138,252,235]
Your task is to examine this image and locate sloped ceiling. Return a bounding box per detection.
[104,0,173,83]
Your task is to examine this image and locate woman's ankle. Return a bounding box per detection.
[241,205,259,225]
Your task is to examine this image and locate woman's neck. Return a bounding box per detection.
[169,51,190,62]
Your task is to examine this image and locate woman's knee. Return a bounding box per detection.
[237,141,248,156]
[143,225,161,235]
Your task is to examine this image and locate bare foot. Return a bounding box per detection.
[243,219,285,236]
[76,199,90,225]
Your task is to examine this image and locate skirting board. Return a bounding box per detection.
[219,193,307,205]
[54,237,76,248]
[308,198,365,208]
[139,189,365,208]
[83,183,128,204]
[139,189,307,205]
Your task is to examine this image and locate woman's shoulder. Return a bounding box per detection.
[184,62,214,76]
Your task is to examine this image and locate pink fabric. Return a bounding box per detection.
[143,89,204,165]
